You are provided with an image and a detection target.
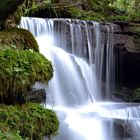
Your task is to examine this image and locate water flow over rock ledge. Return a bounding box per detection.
[19,17,140,140]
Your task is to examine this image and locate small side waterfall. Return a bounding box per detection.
[19,17,140,140]
[95,24,115,99]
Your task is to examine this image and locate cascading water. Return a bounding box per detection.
[19,17,140,140]
[95,24,115,99]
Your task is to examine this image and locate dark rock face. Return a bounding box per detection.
[112,22,140,88]
[28,89,46,103]
[122,52,140,87]
[0,0,24,29]
[113,22,140,53]
[113,119,133,139]
[0,0,24,20]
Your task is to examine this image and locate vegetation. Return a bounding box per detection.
[0,103,59,140]
[16,0,52,17]
[0,49,53,104]
[0,0,139,28]
[16,0,139,23]
[0,26,58,139]
[108,0,140,22]
[0,1,59,140]
[0,28,39,51]
[0,127,24,140]
[65,7,105,21]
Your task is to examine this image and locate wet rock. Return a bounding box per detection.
[111,22,140,89]
[114,45,140,88]
[113,23,140,53]
[28,89,46,103]
[113,119,132,139]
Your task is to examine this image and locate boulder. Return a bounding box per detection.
[0,0,24,29]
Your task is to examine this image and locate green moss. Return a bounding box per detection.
[0,49,53,104]
[0,103,59,139]
[67,7,105,21]
[108,14,140,23]
[108,15,130,22]
[0,124,24,140]
[0,27,39,51]
[128,13,140,23]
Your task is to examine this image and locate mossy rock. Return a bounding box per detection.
[0,103,59,139]
[0,49,53,104]
[0,27,39,51]
[0,123,24,140]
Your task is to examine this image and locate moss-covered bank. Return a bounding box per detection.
[0,49,53,104]
[0,42,58,139]
[0,28,39,51]
[0,103,59,140]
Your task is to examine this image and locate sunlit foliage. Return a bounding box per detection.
[0,103,59,139]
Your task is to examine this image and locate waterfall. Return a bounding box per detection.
[19,17,140,140]
[95,24,115,99]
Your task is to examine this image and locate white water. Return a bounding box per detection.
[19,17,140,140]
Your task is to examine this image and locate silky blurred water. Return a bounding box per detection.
[19,17,140,140]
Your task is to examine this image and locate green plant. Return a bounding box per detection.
[16,0,52,16]
[66,7,105,21]
[0,126,24,140]
[108,15,130,21]
[0,103,59,139]
[0,49,53,104]
[108,0,140,22]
